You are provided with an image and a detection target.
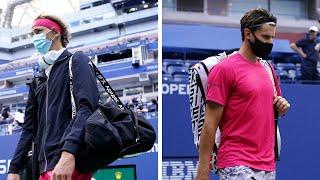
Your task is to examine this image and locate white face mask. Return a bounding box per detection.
[38,48,65,70]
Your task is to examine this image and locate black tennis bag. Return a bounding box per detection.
[68,56,156,173]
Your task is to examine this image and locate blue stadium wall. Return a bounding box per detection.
[162,24,320,179]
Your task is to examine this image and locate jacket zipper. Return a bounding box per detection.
[43,57,67,172]
[44,75,49,172]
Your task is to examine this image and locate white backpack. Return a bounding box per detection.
[188,51,281,172]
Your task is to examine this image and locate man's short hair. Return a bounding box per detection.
[34,14,70,47]
[240,8,277,41]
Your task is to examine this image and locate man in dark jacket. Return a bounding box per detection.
[290,26,320,82]
[0,107,14,125]
[8,14,99,180]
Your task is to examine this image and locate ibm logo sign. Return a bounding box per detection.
[162,160,198,180]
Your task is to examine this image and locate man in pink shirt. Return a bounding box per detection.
[196,9,290,180]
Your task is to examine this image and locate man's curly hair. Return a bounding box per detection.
[240,8,277,41]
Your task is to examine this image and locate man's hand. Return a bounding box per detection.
[7,173,20,180]
[274,96,290,117]
[51,151,75,180]
[301,53,307,59]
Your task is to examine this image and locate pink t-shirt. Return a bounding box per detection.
[206,53,281,171]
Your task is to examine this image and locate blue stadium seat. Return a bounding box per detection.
[272,54,289,64]
[172,71,189,82]
[163,73,172,81]
[276,69,289,80]
[162,65,168,73]
[295,67,302,80]
[148,104,157,112]
[167,66,188,75]
[287,69,297,81]
[163,60,184,71]
[185,60,199,68]
[163,59,184,66]
[276,63,296,71]
[290,54,302,64]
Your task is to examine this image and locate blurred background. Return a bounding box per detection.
[0,0,158,179]
[162,0,320,179]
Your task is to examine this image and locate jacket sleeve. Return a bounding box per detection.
[8,80,36,174]
[61,51,99,155]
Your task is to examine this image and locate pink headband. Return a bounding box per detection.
[33,18,62,33]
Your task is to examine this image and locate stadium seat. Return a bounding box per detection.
[272,54,289,64]
[276,69,289,80]
[167,66,188,75]
[276,63,296,71]
[172,71,189,82]
[290,54,302,64]
[162,70,168,74]
[162,65,168,73]
[163,73,172,81]
[295,67,302,81]
[184,60,199,68]
[288,69,297,81]
[148,104,157,112]
[163,60,184,71]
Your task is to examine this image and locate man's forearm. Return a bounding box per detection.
[196,101,224,178]
[296,48,306,57]
[291,44,306,57]
[197,122,217,174]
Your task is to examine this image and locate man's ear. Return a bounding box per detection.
[49,28,60,40]
[243,28,252,41]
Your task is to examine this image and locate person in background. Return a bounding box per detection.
[0,107,14,125]
[290,26,320,82]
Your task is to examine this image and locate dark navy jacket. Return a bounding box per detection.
[8,50,99,174]
[296,37,319,64]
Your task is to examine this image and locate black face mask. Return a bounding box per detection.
[249,34,273,59]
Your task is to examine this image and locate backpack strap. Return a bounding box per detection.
[200,62,209,76]
[260,59,280,161]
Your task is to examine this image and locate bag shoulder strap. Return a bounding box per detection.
[260,59,277,97]
[68,55,77,119]
[68,53,126,119]
[89,61,125,110]
[260,59,281,161]
[200,62,209,75]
